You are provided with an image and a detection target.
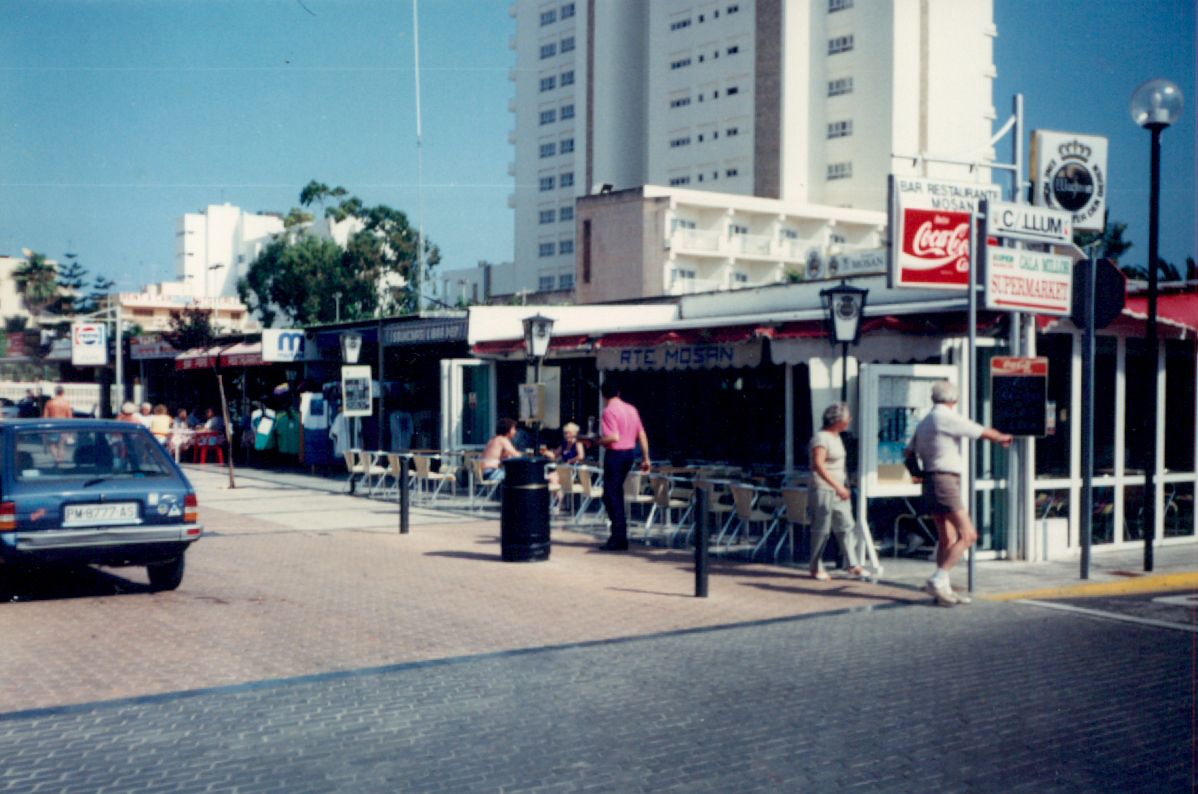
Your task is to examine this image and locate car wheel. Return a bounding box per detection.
[146,555,185,592]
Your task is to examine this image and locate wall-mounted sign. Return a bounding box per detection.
[597,339,762,372]
[985,247,1074,315]
[340,364,373,417]
[262,329,306,362]
[130,336,178,360]
[1031,131,1108,232]
[991,356,1048,437]
[888,176,1002,290]
[383,318,467,346]
[71,322,108,366]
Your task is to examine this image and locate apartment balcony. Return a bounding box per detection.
[666,276,725,296]
[669,228,722,254]
[728,233,773,257]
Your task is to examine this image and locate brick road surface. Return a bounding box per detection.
[0,495,919,714]
[0,599,1190,792]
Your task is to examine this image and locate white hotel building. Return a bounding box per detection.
[508,0,998,300]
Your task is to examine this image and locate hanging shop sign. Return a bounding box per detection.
[984,201,1072,245]
[340,364,374,417]
[71,322,108,366]
[262,329,307,362]
[1031,131,1108,233]
[990,356,1048,437]
[985,247,1074,315]
[383,318,467,346]
[597,338,762,372]
[888,176,1002,290]
[130,336,179,360]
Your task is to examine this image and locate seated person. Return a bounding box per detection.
[543,422,586,512]
[480,418,521,480]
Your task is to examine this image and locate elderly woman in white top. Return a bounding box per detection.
[808,402,864,581]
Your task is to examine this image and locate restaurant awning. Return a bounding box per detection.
[471,333,595,356]
[174,345,223,371]
[595,325,763,371]
[1123,292,1198,338]
[219,341,265,368]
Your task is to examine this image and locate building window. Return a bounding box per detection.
[560,36,575,53]
[540,76,556,92]
[670,57,692,70]
[540,175,555,191]
[669,136,692,148]
[732,272,749,284]
[560,137,575,154]
[727,4,739,13]
[559,273,574,289]
[827,161,853,180]
[540,42,557,59]
[561,3,575,19]
[828,0,853,10]
[559,205,574,221]
[726,126,739,136]
[828,35,854,54]
[560,172,574,188]
[559,240,574,254]
[582,220,592,283]
[560,103,575,120]
[827,120,853,139]
[670,17,692,31]
[539,209,556,224]
[669,176,691,186]
[670,96,692,108]
[726,85,739,96]
[672,218,697,230]
[726,45,739,55]
[539,109,557,125]
[539,142,557,158]
[672,267,697,284]
[538,243,555,258]
[539,275,556,290]
[540,9,556,25]
[781,228,799,239]
[729,223,748,235]
[725,167,739,177]
[560,69,574,86]
[828,77,854,96]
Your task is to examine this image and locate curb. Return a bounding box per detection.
[983,570,1198,602]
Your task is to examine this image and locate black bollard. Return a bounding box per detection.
[399,456,410,535]
[695,486,709,598]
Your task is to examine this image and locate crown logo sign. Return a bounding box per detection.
[1059,140,1091,161]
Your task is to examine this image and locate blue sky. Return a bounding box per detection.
[1,0,1194,292]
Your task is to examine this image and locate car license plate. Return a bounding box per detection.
[63,502,139,527]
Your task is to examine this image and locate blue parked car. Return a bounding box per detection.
[0,418,202,592]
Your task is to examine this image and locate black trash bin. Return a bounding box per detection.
[500,457,550,562]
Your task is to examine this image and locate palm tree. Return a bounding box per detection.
[14,250,59,317]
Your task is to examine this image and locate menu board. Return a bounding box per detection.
[341,365,373,418]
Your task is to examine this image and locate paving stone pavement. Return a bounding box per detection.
[0,599,1191,793]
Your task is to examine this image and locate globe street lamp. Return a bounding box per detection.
[1130,78,1183,572]
[820,282,868,402]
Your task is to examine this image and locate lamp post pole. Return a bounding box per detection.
[1131,77,1183,573]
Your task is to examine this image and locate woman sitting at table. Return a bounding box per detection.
[480,417,521,480]
[149,404,172,445]
[542,422,586,511]
[808,402,864,581]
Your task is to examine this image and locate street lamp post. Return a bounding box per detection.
[522,313,555,452]
[1130,78,1184,573]
[820,282,869,402]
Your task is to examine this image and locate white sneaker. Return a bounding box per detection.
[924,579,957,607]
[952,589,972,605]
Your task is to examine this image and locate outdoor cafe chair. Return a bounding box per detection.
[468,456,503,507]
[344,449,386,496]
[724,483,779,557]
[554,463,585,517]
[412,453,456,503]
[623,470,655,525]
[645,473,694,546]
[686,477,736,546]
[776,487,809,563]
[571,464,605,525]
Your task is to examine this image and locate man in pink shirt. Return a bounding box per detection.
[596,379,651,551]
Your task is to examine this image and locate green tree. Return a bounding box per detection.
[162,304,216,352]
[14,250,59,316]
[53,253,88,317]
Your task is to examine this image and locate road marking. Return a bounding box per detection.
[987,571,1198,601]
[1015,599,1198,633]
[1152,593,1198,608]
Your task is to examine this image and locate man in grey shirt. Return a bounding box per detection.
[907,380,1012,606]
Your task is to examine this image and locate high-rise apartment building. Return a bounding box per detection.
[176,203,284,298]
[509,0,996,296]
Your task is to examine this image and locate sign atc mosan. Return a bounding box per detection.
[888,176,1002,290]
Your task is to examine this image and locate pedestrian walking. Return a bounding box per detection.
[907,380,1013,606]
[808,402,864,580]
[595,379,651,551]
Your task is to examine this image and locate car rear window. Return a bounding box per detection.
[15,428,175,481]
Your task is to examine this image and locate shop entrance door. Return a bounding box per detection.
[440,359,496,450]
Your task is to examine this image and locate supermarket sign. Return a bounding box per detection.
[985,247,1074,315]
[888,176,1002,290]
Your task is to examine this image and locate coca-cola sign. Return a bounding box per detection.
[889,176,1002,290]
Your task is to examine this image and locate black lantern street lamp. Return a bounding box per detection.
[820,282,869,402]
[522,313,556,451]
[1130,78,1183,573]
